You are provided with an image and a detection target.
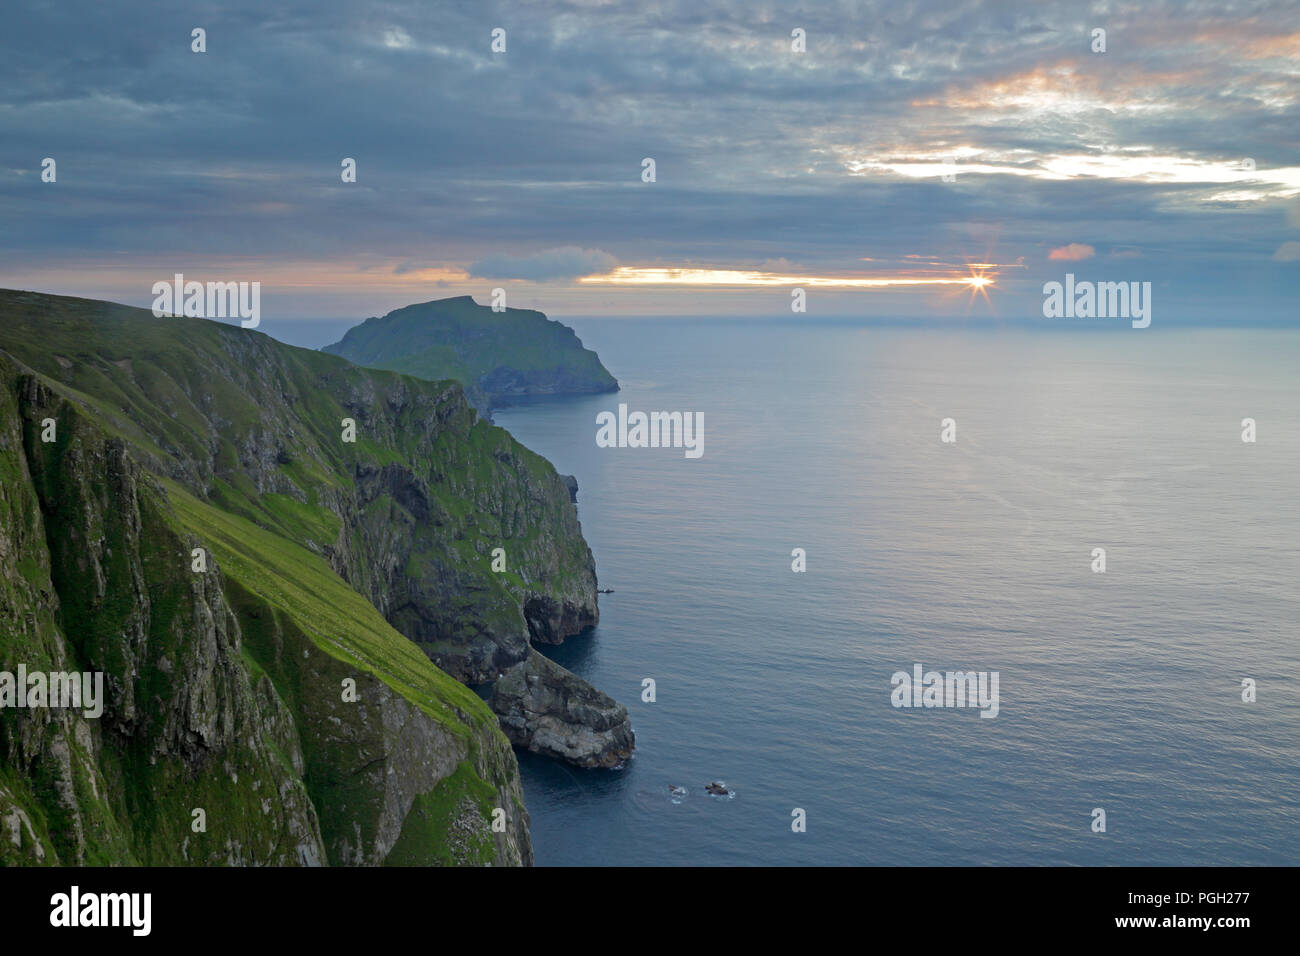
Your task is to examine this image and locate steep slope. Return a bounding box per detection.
[322,296,618,414]
[0,288,614,864]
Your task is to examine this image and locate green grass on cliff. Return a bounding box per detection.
[383,760,497,866]
[164,480,491,734]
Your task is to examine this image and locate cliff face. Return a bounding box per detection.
[321,296,619,415]
[0,288,614,864]
[1,382,324,865]
[320,369,601,681]
[2,411,532,866]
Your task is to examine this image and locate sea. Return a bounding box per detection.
[276,317,1300,866]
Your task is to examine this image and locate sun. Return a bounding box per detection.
[960,264,997,306]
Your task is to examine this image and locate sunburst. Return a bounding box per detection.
[963,267,995,305]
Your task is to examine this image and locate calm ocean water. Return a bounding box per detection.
[487,319,1300,867]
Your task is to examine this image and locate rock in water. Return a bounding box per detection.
[490,651,634,769]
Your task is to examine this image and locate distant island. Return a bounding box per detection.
[322,296,619,415]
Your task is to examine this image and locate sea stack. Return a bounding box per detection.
[490,650,635,769]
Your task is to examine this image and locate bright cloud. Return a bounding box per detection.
[469,247,619,281]
[1049,243,1096,261]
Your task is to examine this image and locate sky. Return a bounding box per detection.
[2,0,1298,323]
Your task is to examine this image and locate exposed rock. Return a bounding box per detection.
[490,650,634,769]
[524,594,598,647]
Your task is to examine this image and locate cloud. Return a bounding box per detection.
[1048,243,1096,261]
[393,260,439,275]
[467,246,618,281]
[382,28,412,49]
[3,0,1298,319]
[1272,241,1300,261]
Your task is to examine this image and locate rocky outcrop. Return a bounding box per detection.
[490,651,634,769]
[524,594,598,646]
[478,364,617,404]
